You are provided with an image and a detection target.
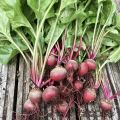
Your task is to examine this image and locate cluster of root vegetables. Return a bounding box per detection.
[23,40,113,119]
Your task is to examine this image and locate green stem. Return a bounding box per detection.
[16,30,34,56]
[84,0,91,10]
[94,30,110,56]
[6,35,29,65]
[70,3,78,59]
[100,46,113,55]
[38,8,62,86]
[92,4,102,50]
[33,0,55,71]
[93,7,114,57]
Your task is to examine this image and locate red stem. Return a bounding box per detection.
[73,36,82,60]
[60,30,66,63]
[40,78,51,88]
[69,35,76,60]
[62,99,73,119]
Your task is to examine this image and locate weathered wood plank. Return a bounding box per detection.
[23,60,30,103]
[106,64,120,119]
[79,105,88,120]
[16,56,24,119]
[102,68,113,120]
[47,104,52,120]
[0,64,8,120]
[69,106,76,120]
[52,105,60,120]
[5,58,17,120]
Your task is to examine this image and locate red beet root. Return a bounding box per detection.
[66,60,78,71]
[23,99,36,113]
[85,59,96,71]
[83,88,96,103]
[47,55,57,67]
[42,86,59,102]
[28,88,42,104]
[56,101,68,114]
[73,81,83,91]
[79,62,88,76]
[99,99,112,111]
[50,66,67,81]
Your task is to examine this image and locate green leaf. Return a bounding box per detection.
[0,8,10,36]
[108,46,120,63]
[105,32,120,45]
[60,8,87,24]
[65,25,74,48]
[102,38,117,47]
[0,0,32,29]
[0,37,28,64]
[45,23,66,44]
[27,0,56,19]
[116,13,120,29]
[60,0,77,10]
[100,0,116,26]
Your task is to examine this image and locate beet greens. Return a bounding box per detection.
[0,0,120,119]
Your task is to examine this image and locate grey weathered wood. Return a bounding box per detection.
[0,64,8,120]
[69,106,76,120]
[106,64,120,119]
[102,68,113,120]
[23,60,30,103]
[52,106,60,120]
[39,102,45,120]
[47,104,52,120]
[16,56,24,119]
[6,59,17,120]
[79,105,88,120]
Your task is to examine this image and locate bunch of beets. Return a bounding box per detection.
[23,41,112,118]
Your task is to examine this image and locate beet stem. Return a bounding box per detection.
[73,36,82,60]
[40,78,51,88]
[69,35,76,60]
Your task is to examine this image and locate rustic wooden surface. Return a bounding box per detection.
[0,56,120,120]
[0,1,120,120]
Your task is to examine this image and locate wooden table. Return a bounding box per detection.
[0,56,120,120]
[0,1,120,120]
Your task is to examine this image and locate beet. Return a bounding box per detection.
[85,59,96,71]
[56,101,68,114]
[23,99,36,113]
[50,66,67,81]
[66,60,78,71]
[42,86,59,102]
[79,62,88,76]
[47,55,57,67]
[73,81,83,91]
[28,88,42,104]
[99,99,112,111]
[83,88,96,103]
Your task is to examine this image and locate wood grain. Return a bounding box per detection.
[6,58,17,120]
[0,64,8,120]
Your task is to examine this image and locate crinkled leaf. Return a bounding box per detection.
[27,0,56,19]
[60,8,87,24]
[60,0,77,10]
[105,32,120,45]
[102,38,117,46]
[116,13,120,29]
[108,46,120,63]
[0,9,10,36]
[45,23,66,44]
[100,0,116,26]
[0,0,32,29]
[0,37,27,64]
[65,25,74,48]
